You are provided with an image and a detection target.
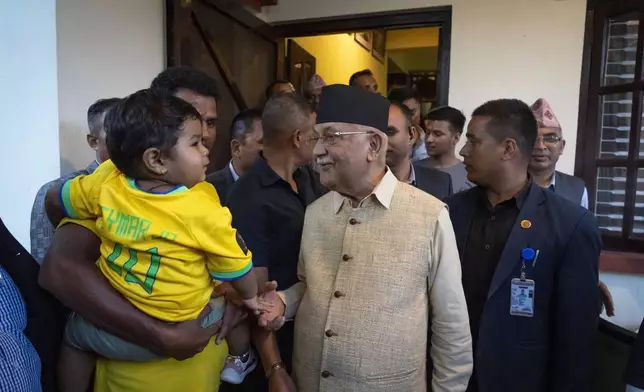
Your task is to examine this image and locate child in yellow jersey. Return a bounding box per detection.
[45,89,264,392]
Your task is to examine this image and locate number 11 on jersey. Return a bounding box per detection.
[106,244,161,294]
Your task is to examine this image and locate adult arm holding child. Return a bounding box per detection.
[39,220,246,360]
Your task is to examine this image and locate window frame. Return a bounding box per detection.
[575,0,644,253]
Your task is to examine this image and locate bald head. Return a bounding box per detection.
[262,92,312,146]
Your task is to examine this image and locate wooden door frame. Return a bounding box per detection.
[167,2,451,103]
[166,0,287,89]
[271,6,453,105]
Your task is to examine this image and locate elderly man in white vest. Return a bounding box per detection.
[528,98,614,317]
[258,84,473,392]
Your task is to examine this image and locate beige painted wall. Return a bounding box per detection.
[386,27,440,50]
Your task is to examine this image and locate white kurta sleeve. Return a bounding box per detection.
[428,207,473,392]
[278,247,307,320]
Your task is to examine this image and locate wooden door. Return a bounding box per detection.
[166,0,284,171]
[287,39,316,95]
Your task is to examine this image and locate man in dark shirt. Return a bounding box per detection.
[447,99,601,392]
[226,92,324,391]
[207,109,263,203]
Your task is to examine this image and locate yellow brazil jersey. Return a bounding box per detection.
[59,217,227,392]
[59,160,253,322]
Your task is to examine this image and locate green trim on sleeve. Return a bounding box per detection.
[60,180,79,219]
[209,259,253,282]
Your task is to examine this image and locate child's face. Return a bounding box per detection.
[165,118,210,188]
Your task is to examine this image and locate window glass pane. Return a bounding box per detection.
[595,166,628,234]
[599,92,632,158]
[634,168,644,237]
[603,13,639,86]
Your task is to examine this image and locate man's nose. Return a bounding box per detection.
[313,138,326,157]
[459,144,468,157]
[534,137,548,150]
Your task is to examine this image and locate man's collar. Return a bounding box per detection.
[477,176,532,209]
[547,171,556,189]
[332,168,398,213]
[255,152,302,187]
[228,161,240,182]
[408,163,416,186]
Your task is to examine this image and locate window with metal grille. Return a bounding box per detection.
[576,0,644,252]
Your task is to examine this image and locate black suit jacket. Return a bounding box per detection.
[0,218,67,392]
[206,166,235,205]
[446,183,601,392]
[413,164,453,200]
[626,317,644,388]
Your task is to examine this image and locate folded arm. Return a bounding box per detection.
[428,208,473,392]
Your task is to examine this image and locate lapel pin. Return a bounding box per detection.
[520,220,532,229]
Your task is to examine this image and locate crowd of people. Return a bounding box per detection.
[1,64,642,392]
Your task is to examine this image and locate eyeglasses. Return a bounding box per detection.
[536,135,562,145]
[313,131,374,146]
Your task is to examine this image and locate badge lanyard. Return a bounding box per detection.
[510,247,537,317]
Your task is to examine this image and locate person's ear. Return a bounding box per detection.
[292,128,302,148]
[230,139,242,159]
[409,125,420,147]
[142,148,166,176]
[367,132,386,162]
[559,138,566,156]
[86,134,99,151]
[502,138,518,161]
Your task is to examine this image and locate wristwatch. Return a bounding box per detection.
[266,361,286,379]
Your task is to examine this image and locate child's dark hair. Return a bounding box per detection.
[104,88,202,178]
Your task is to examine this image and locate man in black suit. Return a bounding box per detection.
[447,99,601,392]
[626,318,644,391]
[386,101,453,199]
[207,108,263,203]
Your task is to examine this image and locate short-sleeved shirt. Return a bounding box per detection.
[60,160,252,322]
[65,217,228,392]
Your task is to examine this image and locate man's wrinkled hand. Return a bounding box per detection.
[258,285,286,330]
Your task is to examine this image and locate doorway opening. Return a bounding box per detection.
[274,6,451,106]
[285,27,440,113]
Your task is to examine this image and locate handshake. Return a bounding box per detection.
[215,281,287,330]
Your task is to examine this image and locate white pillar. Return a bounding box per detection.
[0,0,60,249]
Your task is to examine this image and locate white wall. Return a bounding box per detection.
[0,0,60,248]
[57,0,165,174]
[264,0,586,174]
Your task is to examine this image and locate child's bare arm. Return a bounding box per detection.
[230,268,259,311]
[231,269,259,299]
[45,184,66,227]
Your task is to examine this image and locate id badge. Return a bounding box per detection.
[510,278,535,317]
